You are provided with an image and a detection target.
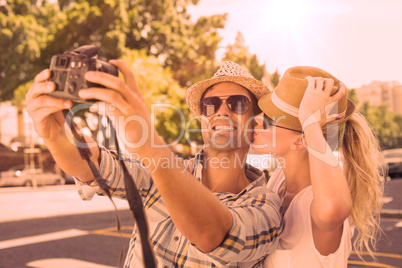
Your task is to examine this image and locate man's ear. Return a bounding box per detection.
[290,135,306,151]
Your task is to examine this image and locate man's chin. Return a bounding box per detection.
[250,143,269,154]
[207,140,251,152]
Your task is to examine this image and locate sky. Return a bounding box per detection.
[187,0,402,89]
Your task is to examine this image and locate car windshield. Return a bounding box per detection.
[8,165,26,171]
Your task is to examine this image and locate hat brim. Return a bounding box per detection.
[259,92,356,131]
[186,76,270,116]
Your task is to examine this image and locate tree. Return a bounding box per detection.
[359,102,402,149]
[222,31,265,80]
[121,49,193,144]
[1,0,227,102]
[125,0,227,87]
[347,88,359,106]
[0,0,51,100]
[270,69,281,88]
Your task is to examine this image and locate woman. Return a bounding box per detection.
[252,66,384,267]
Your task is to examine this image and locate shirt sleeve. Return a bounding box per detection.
[75,146,153,201]
[190,187,283,265]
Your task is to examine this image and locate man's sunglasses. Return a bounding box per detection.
[201,95,251,117]
[263,114,303,133]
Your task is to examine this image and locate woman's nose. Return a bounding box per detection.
[254,113,264,126]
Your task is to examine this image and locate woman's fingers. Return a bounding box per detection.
[314,77,324,91]
[306,77,335,94]
[306,76,315,90]
[301,76,347,126]
[322,78,334,94]
[330,82,346,101]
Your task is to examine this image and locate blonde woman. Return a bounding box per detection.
[252,66,384,267]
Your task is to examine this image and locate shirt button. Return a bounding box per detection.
[173,236,179,241]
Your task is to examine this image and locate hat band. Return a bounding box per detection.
[271,92,299,117]
[271,91,347,124]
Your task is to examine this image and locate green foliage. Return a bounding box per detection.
[121,49,202,144]
[1,0,226,101]
[347,88,359,106]
[123,0,225,88]
[0,0,50,100]
[1,0,224,146]
[11,81,31,109]
[359,102,402,149]
[169,14,227,87]
[222,32,265,80]
[41,0,129,62]
[270,69,281,88]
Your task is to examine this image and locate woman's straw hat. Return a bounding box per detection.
[258,66,355,131]
[186,61,270,116]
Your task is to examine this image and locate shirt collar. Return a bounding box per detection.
[192,149,265,195]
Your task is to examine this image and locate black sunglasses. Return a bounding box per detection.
[263,114,303,133]
[201,95,251,117]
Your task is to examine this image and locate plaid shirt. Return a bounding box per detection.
[76,148,282,267]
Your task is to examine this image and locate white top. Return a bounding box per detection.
[264,168,354,268]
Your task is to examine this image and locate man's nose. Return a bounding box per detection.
[214,100,231,116]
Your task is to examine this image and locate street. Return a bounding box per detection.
[0,210,133,268]
[0,180,401,268]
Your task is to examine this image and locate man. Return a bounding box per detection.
[25,60,282,267]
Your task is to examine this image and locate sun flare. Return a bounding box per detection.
[261,0,313,33]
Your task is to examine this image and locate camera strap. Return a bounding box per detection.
[63,110,156,268]
[114,135,157,268]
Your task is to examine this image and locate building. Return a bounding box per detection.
[355,81,402,114]
[0,101,40,147]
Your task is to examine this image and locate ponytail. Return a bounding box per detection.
[340,111,384,260]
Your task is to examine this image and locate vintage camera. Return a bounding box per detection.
[48,45,118,102]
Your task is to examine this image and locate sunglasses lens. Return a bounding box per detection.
[227,95,250,114]
[201,97,222,117]
[201,95,251,116]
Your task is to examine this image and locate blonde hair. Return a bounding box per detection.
[336,112,384,260]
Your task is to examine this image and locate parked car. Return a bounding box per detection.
[382,148,402,179]
[62,171,76,184]
[0,143,24,172]
[0,165,65,187]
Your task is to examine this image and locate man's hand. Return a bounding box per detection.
[25,69,98,182]
[78,60,160,155]
[25,69,73,142]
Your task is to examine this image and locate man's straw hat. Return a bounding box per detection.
[258,66,356,131]
[186,61,270,116]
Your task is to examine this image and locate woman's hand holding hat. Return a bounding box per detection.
[299,76,346,131]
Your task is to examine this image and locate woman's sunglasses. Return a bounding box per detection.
[263,114,303,133]
[201,95,251,117]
